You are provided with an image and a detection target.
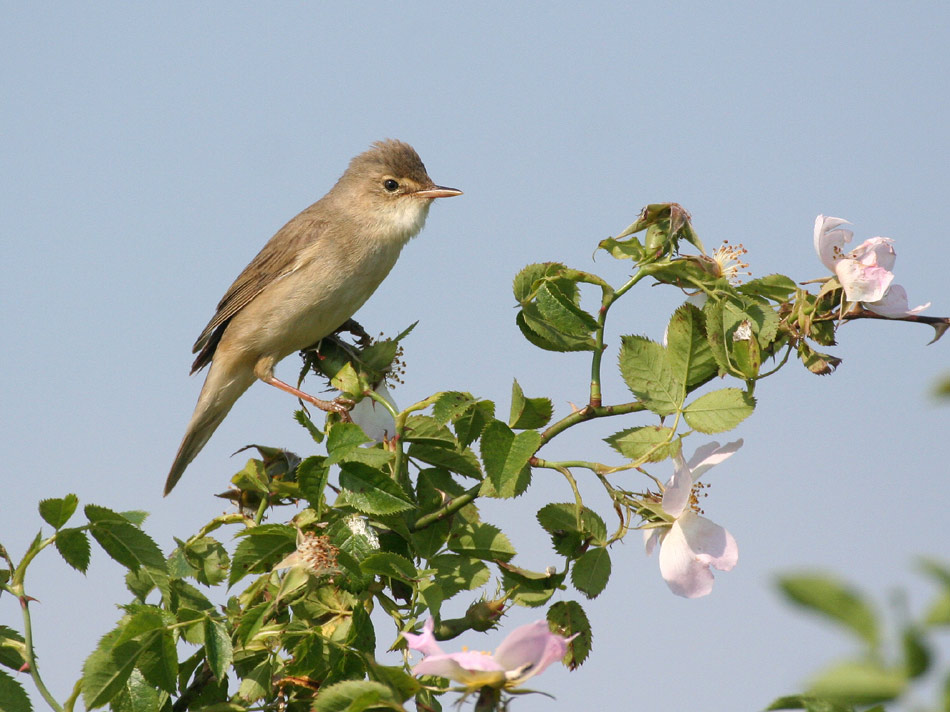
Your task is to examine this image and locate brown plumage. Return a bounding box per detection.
[165,140,461,495]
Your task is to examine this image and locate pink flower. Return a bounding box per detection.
[403,619,573,689]
[814,215,929,317]
[643,440,741,598]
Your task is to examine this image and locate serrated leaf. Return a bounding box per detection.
[536,503,607,556]
[480,420,540,498]
[204,618,233,681]
[295,408,325,443]
[738,273,798,302]
[604,425,676,463]
[183,537,230,587]
[778,574,879,646]
[326,422,372,464]
[682,388,755,433]
[666,303,718,390]
[55,527,91,573]
[228,525,296,587]
[509,380,553,430]
[618,335,681,415]
[135,628,177,694]
[39,494,78,529]
[297,456,331,513]
[452,400,494,449]
[338,462,414,515]
[0,668,31,712]
[534,281,599,336]
[571,548,611,598]
[401,416,457,448]
[82,644,138,709]
[447,523,515,562]
[360,552,416,582]
[0,627,27,672]
[431,391,477,424]
[513,262,571,304]
[547,600,591,669]
[427,554,490,598]
[517,306,598,352]
[407,443,482,480]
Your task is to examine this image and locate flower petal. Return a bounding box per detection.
[814,215,853,272]
[834,258,894,303]
[349,383,397,444]
[849,237,896,271]
[494,621,571,684]
[660,454,693,518]
[403,618,443,658]
[865,284,931,318]
[658,513,737,598]
[412,652,507,687]
[643,527,662,556]
[687,439,743,480]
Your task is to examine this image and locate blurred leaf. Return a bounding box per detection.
[618,335,681,416]
[765,694,856,711]
[807,660,906,705]
[682,388,755,433]
[547,600,591,669]
[902,625,930,678]
[39,494,78,529]
[778,574,879,647]
[447,523,515,562]
[509,380,554,430]
[338,462,414,515]
[0,668,31,712]
[571,548,611,599]
[604,425,676,463]
[55,527,91,573]
[297,456,331,515]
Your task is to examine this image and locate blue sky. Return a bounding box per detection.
[2,3,949,710]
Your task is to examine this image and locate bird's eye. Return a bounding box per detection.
[383,179,399,192]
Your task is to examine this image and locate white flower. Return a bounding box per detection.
[643,440,741,598]
[814,215,929,317]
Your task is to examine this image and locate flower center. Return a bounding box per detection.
[711,242,750,284]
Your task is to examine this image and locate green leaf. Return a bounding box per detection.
[571,548,611,598]
[666,303,717,389]
[778,574,879,647]
[427,555,490,599]
[508,380,553,430]
[312,680,402,712]
[682,388,755,433]
[618,335,681,416]
[82,641,138,709]
[0,668,31,712]
[407,443,482,480]
[498,562,565,608]
[902,625,930,678]
[228,524,296,587]
[401,416,457,447]
[738,273,798,302]
[447,523,515,562]
[0,627,27,671]
[807,660,906,705]
[480,420,540,498]
[452,400,495,450]
[326,422,372,464]
[39,494,78,529]
[604,425,676,463]
[547,600,591,670]
[536,503,608,555]
[295,407,325,443]
[85,506,165,571]
[360,552,417,582]
[517,306,597,352]
[512,262,570,304]
[298,456,331,514]
[534,281,599,336]
[338,462,414,515]
[204,618,233,681]
[135,628,177,694]
[183,537,230,587]
[55,527,91,573]
[431,391,477,424]
[765,694,856,711]
[110,668,165,712]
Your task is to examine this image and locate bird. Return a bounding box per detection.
[164,139,461,495]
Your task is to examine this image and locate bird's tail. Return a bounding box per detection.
[164,362,256,495]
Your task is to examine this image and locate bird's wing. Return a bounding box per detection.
[190,212,326,369]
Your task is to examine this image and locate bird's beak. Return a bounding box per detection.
[414,185,463,199]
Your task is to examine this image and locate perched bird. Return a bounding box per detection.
[165,140,461,495]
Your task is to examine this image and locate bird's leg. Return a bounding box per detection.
[261,376,354,421]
